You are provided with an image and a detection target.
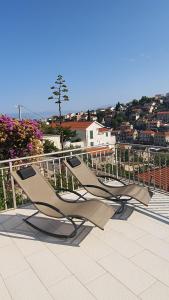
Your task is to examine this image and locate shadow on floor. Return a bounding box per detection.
[0,212,93,247]
[112,205,135,220]
[112,202,169,226]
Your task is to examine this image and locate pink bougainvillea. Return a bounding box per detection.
[0,115,43,159]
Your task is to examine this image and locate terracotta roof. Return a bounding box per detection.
[137,167,169,191]
[51,121,93,130]
[98,128,110,132]
[154,132,169,136]
[157,112,169,115]
[86,147,113,155]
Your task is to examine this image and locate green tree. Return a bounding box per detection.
[96,111,105,123]
[43,139,58,153]
[139,96,151,105]
[132,99,139,106]
[40,122,76,142]
[48,74,69,150]
[87,110,91,121]
[115,102,121,111]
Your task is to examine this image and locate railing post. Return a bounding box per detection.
[70,151,75,190]
[9,161,17,209]
[115,145,119,179]
[1,169,7,210]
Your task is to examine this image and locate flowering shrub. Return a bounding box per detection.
[0,115,43,160]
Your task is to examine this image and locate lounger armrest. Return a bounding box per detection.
[96,174,126,186]
[56,188,87,202]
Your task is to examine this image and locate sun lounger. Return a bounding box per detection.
[11,165,115,238]
[64,156,153,213]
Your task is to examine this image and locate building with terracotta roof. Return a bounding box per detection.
[157,112,169,123]
[154,132,169,146]
[50,121,116,148]
[147,120,161,130]
[139,130,155,144]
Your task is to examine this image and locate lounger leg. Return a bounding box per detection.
[23,211,85,239]
[115,201,125,214]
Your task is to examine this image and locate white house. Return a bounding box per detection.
[52,121,116,149]
[43,134,61,149]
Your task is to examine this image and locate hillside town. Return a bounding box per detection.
[2,3,169,299]
[44,92,169,149]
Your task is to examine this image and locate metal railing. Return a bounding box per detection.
[0,146,115,211]
[115,143,169,192]
[1,143,169,212]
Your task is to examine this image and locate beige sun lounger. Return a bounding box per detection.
[11,165,114,238]
[64,156,153,213]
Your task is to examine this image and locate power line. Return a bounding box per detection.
[16,105,46,120]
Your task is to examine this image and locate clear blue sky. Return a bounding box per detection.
[1,0,169,116]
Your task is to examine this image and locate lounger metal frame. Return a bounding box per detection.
[24,202,85,239]
[23,189,89,238]
[58,174,131,214]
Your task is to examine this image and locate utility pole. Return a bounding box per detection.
[48,75,69,150]
[16,104,22,120]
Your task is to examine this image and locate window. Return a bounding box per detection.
[90,142,94,146]
[106,132,108,137]
[90,130,93,139]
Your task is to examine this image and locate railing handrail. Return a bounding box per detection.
[0,146,113,166]
[116,142,169,150]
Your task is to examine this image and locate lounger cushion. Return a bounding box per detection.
[17,166,36,180]
[67,157,81,168]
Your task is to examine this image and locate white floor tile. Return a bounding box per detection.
[5,269,52,300]
[131,250,169,287]
[87,273,138,300]
[99,250,155,295]
[49,275,95,300]
[58,247,105,284]
[0,244,29,279]
[129,212,169,241]
[13,233,46,257]
[140,281,169,300]
[0,225,13,248]
[0,276,11,300]
[27,249,70,288]
[107,219,147,240]
[137,235,169,262]
[81,233,113,261]
[94,228,144,258]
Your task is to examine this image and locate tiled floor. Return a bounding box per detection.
[1,190,169,299]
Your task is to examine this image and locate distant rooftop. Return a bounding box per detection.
[157,111,169,115]
[51,121,93,130]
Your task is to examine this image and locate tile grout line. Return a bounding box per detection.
[90,257,144,298]
[138,280,165,298]
[0,273,13,300]
[129,247,169,269]
[8,238,56,300]
[128,248,169,288]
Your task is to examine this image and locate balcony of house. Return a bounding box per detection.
[1,145,169,299]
